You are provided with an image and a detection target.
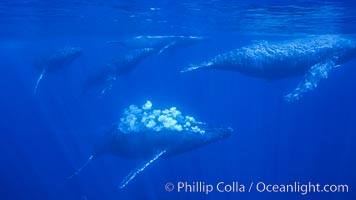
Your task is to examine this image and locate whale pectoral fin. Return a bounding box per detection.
[180,64,201,73]
[157,41,177,55]
[100,76,116,96]
[284,60,337,102]
[66,155,94,179]
[119,150,167,189]
[100,83,112,96]
[33,69,46,95]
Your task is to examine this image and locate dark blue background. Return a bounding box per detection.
[0,0,355,199]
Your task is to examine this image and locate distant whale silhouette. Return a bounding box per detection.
[182,35,356,101]
[84,48,155,95]
[33,47,83,95]
[67,101,233,188]
[107,35,207,54]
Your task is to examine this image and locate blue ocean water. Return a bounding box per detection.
[0,0,356,200]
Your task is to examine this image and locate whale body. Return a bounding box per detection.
[107,35,207,54]
[33,47,83,95]
[84,48,155,95]
[68,101,233,188]
[96,125,232,159]
[182,35,356,101]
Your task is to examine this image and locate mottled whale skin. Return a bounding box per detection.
[68,124,232,188]
[182,35,356,101]
[84,48,155,95]
[33,47,83,95]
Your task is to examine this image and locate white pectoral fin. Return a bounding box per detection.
[66,155,94,179]
[33,70,46,95]
[284,60,337,102]
[119,150,167,189]
[181,61,212,73]
[100,75,116,96]
[157,41,177,55]
[100,83,112,96]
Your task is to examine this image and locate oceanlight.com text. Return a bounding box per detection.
[164,181,349,195]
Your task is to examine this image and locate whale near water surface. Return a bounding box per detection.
[182,34,356,101]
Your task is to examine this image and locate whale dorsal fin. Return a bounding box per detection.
[284,59,338,102]
[120,150,167,189]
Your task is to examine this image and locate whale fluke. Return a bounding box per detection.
[66,155,94,179]
[33,69,46,95]
[120,150,166,189]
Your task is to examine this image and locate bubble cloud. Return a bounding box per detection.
[119,100,206,134]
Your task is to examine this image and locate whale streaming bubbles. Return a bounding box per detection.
[118,100,205,134]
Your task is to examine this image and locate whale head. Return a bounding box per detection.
[94,101,233,158]
[94,124,233,158]
[69,101,233,188]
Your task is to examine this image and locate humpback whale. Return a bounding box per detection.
[107,35,207,55]
[68,101,232,188]
[85,36,206,95]
[182,35,356,101]
[33,47,82,95]
[84,48,155,95]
